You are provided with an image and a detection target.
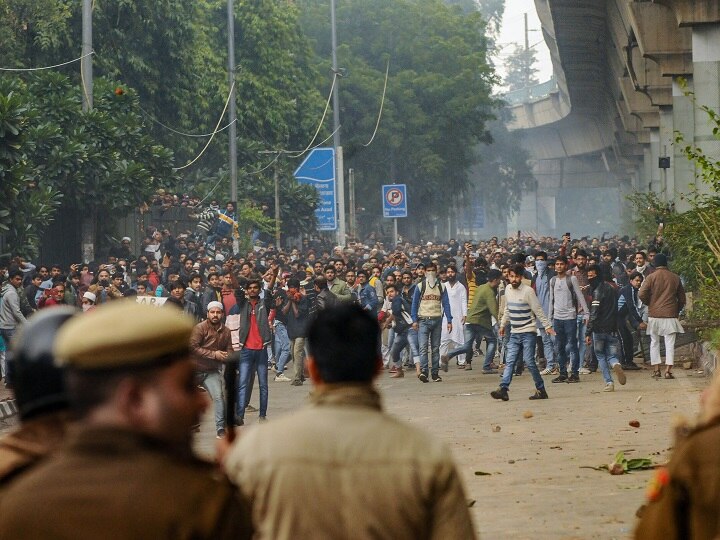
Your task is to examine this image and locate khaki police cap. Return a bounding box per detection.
[54,300,194,370]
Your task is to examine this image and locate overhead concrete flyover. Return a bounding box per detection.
[504,0,720,237]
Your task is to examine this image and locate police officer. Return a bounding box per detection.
[0,301,253,539]
[0,307,76,488]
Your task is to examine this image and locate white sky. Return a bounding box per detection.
[494,0,553,88]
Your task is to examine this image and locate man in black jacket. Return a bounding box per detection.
[617,271,645,370]
[585,265,626,392]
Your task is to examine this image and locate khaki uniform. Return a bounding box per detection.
[0,427,252,539]
[635,417,720,540]
[225,384,476,540]
[0,411,71,488]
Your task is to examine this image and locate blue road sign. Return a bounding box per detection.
[293,147,337,231]
[382,184,407,218]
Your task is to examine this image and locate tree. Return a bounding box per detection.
[470,109,535,220]
[0,81,62,259]
[0,72,177,258]
[299,0,496,236]
[503,44,539,91]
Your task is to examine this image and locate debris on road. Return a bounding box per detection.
[629,420,641,428]
[523,410,534,419]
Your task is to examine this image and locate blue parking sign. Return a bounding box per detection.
[382,184,407,218]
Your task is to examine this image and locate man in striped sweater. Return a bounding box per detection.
[492,264,555,401]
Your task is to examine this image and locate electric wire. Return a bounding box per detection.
[286,72,337,158]
[139,106,238,138]
[362,59,390,147]
[173,81,235,171]
[0,51,94,71]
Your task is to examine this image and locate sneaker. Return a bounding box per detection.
[567,374,580,383]
[603,382,615,392]
[551,375,568,383]
[245,405,258,413]
[235,419,245,427]
[529,388,549,400]
[258,416,268,423]
[457,364,466,370]
[274,374,291,382]
[418,373,429,383]
[612,363,627,385]
[465,363,473,371]
[216,429,226,439]
[579,367,592,375]
[290,380,303,386]
[539,367,554,375]
[389,368,404,378]
[482,368,498,375]
[440,354,449,372]
[432,374,443,382]
[491,387,509,401]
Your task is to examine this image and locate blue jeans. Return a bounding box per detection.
[500,332,545,391]
[538,326,555,369]
[274,322,291,374]
[237,348,268,420]
[577,316,588,365]
[0,328,15,384]
[197,370,225,432]
[554,318,579,376]
[447,324,497,369]
[593,332,621,384]
[390,330,409,366]
[418,317,442,376]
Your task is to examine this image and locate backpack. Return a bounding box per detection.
[550,275,579,313]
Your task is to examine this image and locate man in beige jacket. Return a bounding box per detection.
[224,304,476,539]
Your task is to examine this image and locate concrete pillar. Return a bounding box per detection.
[692,24,720,197]
[643,146,653,192]
[649,129,661,194]
[659,108,675,201]
[672,76,695,212]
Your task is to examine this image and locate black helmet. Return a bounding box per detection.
[10,307,77,421]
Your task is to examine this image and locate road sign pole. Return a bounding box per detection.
[336,146,345,245]
[393,218,398,246]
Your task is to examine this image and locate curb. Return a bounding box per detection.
[0,399,18,420]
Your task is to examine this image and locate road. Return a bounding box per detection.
[2,362,707,539]
[196,362,706,540]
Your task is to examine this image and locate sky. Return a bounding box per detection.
[494,0,553,89]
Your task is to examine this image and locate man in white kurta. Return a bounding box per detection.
[440,266,467,360]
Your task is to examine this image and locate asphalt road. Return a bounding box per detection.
[195,360,707,540]
[2,360,707,539]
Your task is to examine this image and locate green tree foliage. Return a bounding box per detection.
[503,44,539,91]
[1,0,326,246]
[0,72,176,256]
[0,82,62,259]
[299,0,496,235]
[470,109,535,219]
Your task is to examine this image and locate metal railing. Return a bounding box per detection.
[502,78,558,105]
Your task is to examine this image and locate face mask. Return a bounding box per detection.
[426,271,437,283]
[82,303,93,312]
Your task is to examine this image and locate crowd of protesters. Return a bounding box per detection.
[0,201,682,414]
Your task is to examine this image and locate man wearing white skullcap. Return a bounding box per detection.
[189,301,233,438]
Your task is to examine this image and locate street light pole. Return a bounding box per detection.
[227,0,239,253]
[330,0,346,246]
[80,0,95,263]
